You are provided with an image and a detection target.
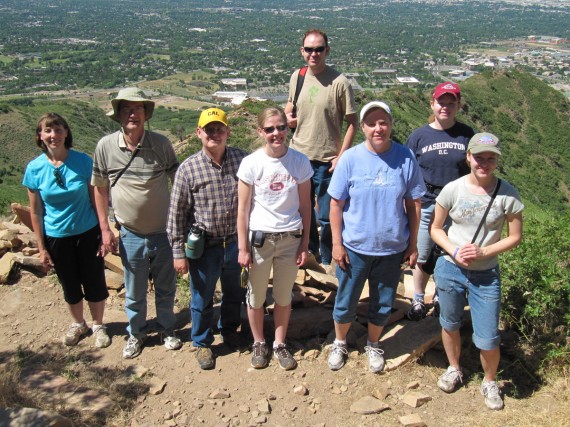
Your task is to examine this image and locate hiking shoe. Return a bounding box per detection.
[406,298,427,321]
[432,294,440,317]
[123,336,144,359]
[93,325,111,349]
[273,344,297,370]
[328,341,348,371]
[196,347,215,370]
[251,342,269,369]
[63,322,89,346]
[481,380,504,410]
[161,331,182,350]
[437,366,464,393]
[364,345,385,373]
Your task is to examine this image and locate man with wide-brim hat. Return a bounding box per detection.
[91,87,182,359]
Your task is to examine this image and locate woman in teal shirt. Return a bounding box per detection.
[23,113,110,348]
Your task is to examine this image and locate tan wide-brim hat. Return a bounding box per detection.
[107,87,155,122]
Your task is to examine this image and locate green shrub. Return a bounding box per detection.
[500,207,570,351]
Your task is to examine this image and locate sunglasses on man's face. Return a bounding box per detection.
[53,169,65,188]
[303,46,326,54]
[262,125,288,134]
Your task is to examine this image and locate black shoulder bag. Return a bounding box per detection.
[289,66,308,132]
[111,145,141,188]
[422,179,502,275]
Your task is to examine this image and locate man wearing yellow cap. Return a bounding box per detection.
[167,108,247,370]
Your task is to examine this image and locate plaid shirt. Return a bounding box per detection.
[167,147,247,258]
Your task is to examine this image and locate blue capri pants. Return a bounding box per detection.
[333,247,403,326]
[434,257,501,351]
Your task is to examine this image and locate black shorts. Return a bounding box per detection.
[45,226,109,305]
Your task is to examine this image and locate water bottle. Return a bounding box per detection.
[185,226,205,259]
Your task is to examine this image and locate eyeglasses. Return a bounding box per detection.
[203,125,227,134]
[53,169,65,188]
[119,105,145,115]
[262,125,288,134]
[303,46,326,54]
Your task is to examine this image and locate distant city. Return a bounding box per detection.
[0,0,568,101]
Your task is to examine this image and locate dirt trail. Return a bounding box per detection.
[0,270,568,427]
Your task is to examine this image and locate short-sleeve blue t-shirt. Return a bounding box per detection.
[23,149,98,237]
[328,142,426,256]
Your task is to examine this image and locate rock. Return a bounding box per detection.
[164,412,173,420]
[402,391,432,408]
[303,349,320,360]
[165,420,177,427]
[293,385,308,396]
[399,413,427,427]
[239,405,250,413]
[349,396,390,414]
[22,247,39,256]
[178,414,190,425]
[0,252,16,283]
[253,416,267,424]
[105,269,124,290]
[372,387,391,400]
[256,398,271,414]
[10,203,33,231]
[148,377,167,395]
[406,381,420,389]
[0,407,73,427]
[209,388,231,399]
[126,364,149,378]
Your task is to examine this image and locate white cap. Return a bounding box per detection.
[360,101,392,122]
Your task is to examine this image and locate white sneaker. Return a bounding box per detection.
[93,325,111,348]
[161,331,182,350]
[481,380,504,410]
[123,336,144,359]
[328,341,348,371]
[63,322,89,346]
[437,366,464,393]
[364,345,385,373]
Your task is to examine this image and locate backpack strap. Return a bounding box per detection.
[291,66,308,119]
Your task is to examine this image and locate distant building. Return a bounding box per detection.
[372,69,397,75]
[213,91,248,105]
[396,77,420,85]
[220,78,247,89]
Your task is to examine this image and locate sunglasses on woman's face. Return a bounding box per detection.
[53,169,65,188]
[262,125,288,134]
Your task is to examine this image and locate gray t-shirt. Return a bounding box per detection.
[92,130,178,235]
[436,176,524,270]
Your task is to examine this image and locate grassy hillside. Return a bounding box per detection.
[0,70,568,214]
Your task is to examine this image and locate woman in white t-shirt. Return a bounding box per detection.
[237,107,312,371]
[431,132,524,411]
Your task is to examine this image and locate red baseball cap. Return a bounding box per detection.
[433,82,461,100]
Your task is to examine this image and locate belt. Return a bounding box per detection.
[205,234,237,248]
[264,230,302,241]
[425,182,443,195]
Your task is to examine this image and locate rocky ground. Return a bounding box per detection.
[0,266,568,427]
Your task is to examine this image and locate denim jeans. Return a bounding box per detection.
[434,258,501,351]
[119,228,177,339]
[188,241,244,348]
[310,161,333,264]
[333,247,403,326]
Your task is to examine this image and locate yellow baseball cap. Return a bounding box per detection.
[198,108,228,128]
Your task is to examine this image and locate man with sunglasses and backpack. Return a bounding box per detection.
[285,29,357,275]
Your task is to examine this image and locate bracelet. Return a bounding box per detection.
[452,247,459,259]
